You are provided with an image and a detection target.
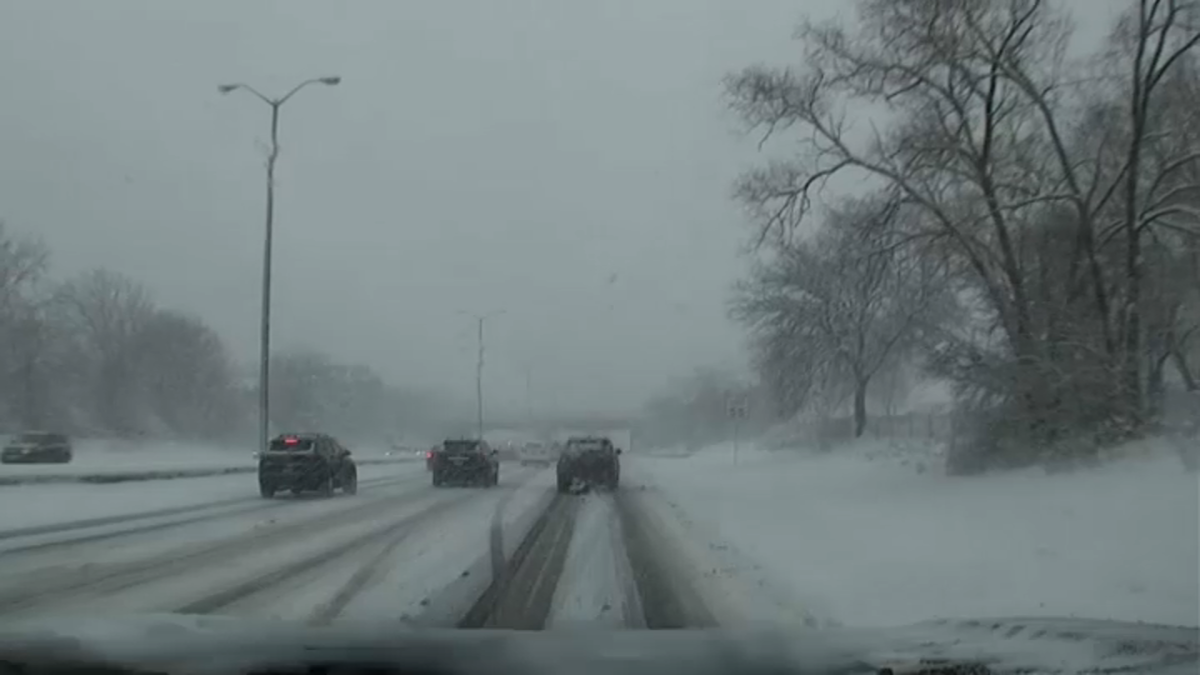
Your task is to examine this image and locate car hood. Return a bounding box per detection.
[0,613,1194,674]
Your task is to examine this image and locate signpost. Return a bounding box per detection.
[727,395,749,465]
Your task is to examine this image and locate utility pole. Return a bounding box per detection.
[460,310,505,442]
[476,316,484,441]
[524,366,533,428]
[218,76,341,453]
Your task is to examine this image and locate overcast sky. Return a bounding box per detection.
[0,1,1122,418]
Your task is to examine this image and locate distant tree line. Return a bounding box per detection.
[726,0,1200,471]
[0,224,448,445]
[635,367,771,450]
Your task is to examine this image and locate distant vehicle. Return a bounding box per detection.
[1,432,72,464]
[493,442,520,462]
[557,436,620,493]
[431,439,499,487]
[519,441,552,467]
[258,433,357,499]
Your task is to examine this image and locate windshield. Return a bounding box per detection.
[0,0,1194,645]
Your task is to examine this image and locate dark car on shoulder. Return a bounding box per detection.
[1,431,72,464]
[258,433,358,499]
[431,439,499,487]
[556,436,620,493]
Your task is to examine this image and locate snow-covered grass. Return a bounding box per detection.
[630,436,1200,629]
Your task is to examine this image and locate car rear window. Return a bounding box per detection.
[442,440,481,454]
[269,437,315,451]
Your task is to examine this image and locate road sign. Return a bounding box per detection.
[727,398,749,419]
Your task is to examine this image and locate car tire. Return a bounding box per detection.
[432,471,442,487]
[342,467,358,495]
[556,475,570,494]
[318,472,335,498]
[260,482,275,499]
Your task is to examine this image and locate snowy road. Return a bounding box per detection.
[0,462,715,630]
[0,442,1192,636]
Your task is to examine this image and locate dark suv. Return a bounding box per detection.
[431,439,499,487]
[556,436,620,493]
[258,433,358,498]
[1,432,72,464]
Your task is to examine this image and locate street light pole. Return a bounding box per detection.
[460,310,505,441]
[218,76,341,454]
[525,367,533,427]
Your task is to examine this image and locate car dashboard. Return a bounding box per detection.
[0,614,1196,675]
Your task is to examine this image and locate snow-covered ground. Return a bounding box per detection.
[0,461,559,627]
[0,462,428,531]
[0,434,1193,646]
[0,439,413,486]
[629,437,1200,629]
[0,439,258,477]
[546,493,643,628]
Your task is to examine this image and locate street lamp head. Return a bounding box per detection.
[217,84,240,94]
[319,76,342,86]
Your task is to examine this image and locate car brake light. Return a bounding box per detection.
[284,438,299,445]
[426,451,432,458]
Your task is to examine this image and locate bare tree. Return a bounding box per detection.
[639,367,753,449]
[132,309,242,439]
[726,0,1200,457]
[735,195,949,436]
[56,269,156,434]
[0,222,52,428]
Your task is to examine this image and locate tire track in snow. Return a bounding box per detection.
[545,492,645,629]
[0,475,418,556]
[305,531,411,625]
[0,484,434,614]
[248,468,550,623]
[614,488,718,629]
[177,492,475,616]
[458,494,578,629]
[457,485,720,630]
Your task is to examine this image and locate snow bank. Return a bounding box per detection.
[631,436,1200,629]
[0,439,410,486]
